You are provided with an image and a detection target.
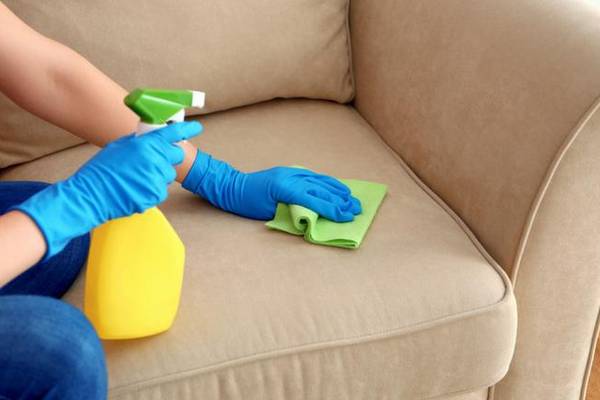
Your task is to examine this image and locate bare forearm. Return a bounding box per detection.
[0,211,46,286]
[0,4,199,281]
[24,46,196,181]
[0,2,136,145]
[13,47,138,148]
[0,3,195,181]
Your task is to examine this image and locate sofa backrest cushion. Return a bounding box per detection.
[0,0,353,167]
[351,0,600,273]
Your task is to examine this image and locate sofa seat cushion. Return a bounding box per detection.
[0,99,516,400]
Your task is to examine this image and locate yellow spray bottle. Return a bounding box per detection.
[84,88,205,340]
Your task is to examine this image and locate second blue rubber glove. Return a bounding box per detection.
[12,121,202,260]
[182,150,362,222]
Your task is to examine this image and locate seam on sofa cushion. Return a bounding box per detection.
[512,95,600,284]
[109,107,514,396]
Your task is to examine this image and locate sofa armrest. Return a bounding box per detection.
[493,99,600,400]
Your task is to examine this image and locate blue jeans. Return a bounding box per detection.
[0,181,107,400]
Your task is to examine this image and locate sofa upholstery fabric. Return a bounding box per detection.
[0,0,353,168]
[0,100,516,399]
[494,101,600,399]
[350,0,600,274]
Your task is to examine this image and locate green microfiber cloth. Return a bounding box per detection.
[266,179,387,249]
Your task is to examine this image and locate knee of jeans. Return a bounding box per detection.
[0,296,107,395]
[48,300,106,386]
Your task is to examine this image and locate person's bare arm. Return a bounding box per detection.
[0,211,46,285]
[0,3,197,283]
[0,3,197,180]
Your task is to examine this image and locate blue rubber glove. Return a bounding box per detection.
[12,121,202,260]
[182,150,362,222]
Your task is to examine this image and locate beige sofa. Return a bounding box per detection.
[1,1,599,399]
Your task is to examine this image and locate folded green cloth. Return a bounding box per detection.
[266,179,387,249]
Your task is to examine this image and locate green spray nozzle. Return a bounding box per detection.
[124,88,205,125]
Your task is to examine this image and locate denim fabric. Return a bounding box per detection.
[0,181,106,400]
[0,296,107,400]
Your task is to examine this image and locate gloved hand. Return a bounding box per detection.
[182,150,362,222]
[12,121,202,260]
